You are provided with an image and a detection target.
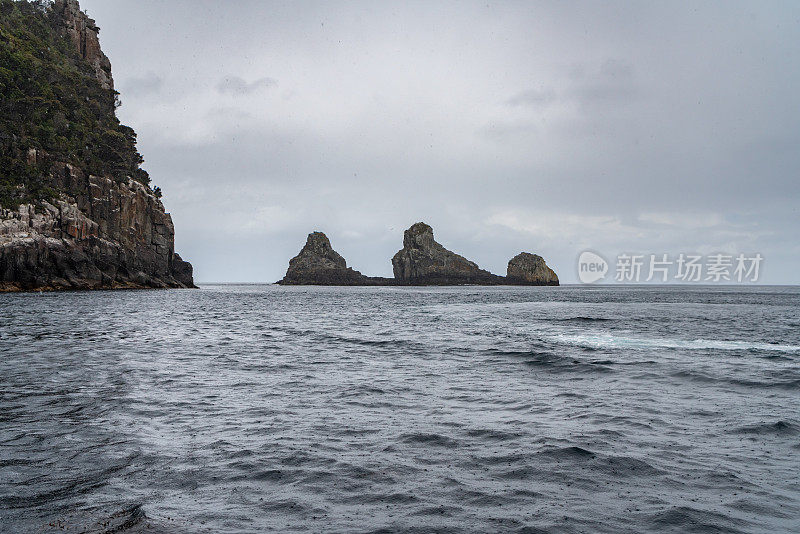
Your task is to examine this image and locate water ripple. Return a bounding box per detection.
[1,284,798,533]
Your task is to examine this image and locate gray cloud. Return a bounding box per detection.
[568,59,638,105]
[216,76,277,95]
[507,59,638,110]
[119,71,163,97]
[506,88,556,107]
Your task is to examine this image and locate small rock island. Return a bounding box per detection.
[507,252,559,286]
[277,232,392,285]
[392,222,504,285]
[278,222,559,286]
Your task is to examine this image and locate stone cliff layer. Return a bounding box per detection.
[0,158,193,291]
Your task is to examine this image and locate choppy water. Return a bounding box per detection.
[1,285,799,533]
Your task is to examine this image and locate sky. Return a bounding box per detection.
[78,0,800,284]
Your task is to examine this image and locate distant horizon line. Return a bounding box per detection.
[192,282,800,288]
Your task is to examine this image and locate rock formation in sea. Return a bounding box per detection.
[277,232,392,285]
[278,223,559,286]
[0,0,193,291]
[391,222,504,285]
[506,252,559,286]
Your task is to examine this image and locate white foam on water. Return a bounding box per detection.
[548,332,800,352]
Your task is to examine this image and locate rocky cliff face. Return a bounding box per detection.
[51,0,113,90]
[0,0,193,291]
[277,232,391,286]
[391,222,504,285]
[506,252,559,286]
[0,157,193,291]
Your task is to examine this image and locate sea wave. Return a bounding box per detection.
[548,332,800,352]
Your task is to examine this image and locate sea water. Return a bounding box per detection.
[1,285,798,533]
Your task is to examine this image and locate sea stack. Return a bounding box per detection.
[0,0,193,291]
[506,252,559,286]
[391,222,503,285]
[278,232,384,285]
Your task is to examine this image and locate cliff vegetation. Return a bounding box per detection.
[0,0,150,209]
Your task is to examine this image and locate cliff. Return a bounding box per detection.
[1,156,193,290]
[392,222,504,285]
[0,0,193,291]
[51,0,113,90]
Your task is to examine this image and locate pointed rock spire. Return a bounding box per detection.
[391,222,503,285]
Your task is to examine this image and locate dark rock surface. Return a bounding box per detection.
[277,232,392,286]
[506,252,559,286]
[170,253,195,288]
[391,222,504,285]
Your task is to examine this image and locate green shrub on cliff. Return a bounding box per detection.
[0,0,150,208]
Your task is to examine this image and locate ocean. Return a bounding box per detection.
[1,285,798,533]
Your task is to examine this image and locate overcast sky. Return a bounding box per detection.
[79,0,800,284]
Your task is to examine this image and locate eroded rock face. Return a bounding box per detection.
[506,252,559,286]
[391,222,503,285]
[0,163,194,291]
[171,253,194,288]
[278,232,382,285]
[52,0,113,90]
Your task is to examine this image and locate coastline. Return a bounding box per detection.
[0,281,197,293]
